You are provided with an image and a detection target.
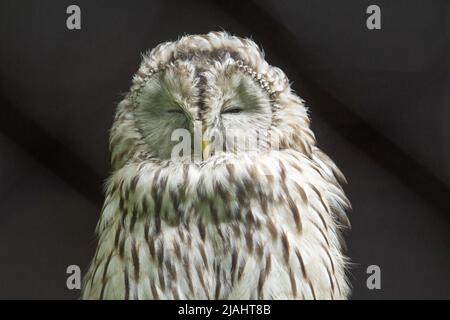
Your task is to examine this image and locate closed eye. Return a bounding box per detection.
[167,109,184,114]
[222,106,243,114]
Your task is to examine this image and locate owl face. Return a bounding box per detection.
[110,32,316,171]
[133,56,273,162]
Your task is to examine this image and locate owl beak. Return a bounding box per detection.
[202,139,210,160]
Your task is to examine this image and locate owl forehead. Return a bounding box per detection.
[167,56,243,96]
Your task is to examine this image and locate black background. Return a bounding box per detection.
[0,0,449,299]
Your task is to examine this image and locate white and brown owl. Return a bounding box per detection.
[82,32,351,300]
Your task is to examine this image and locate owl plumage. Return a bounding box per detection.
[82,32,351,300]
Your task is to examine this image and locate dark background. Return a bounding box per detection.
[0,0,449,299]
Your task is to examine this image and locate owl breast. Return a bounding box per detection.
[82,149,350,300]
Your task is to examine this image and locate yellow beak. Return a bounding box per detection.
[202,139,210,160]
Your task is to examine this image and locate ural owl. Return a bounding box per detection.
[82,32,351,300]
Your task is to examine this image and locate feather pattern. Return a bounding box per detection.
[82,32,351,300]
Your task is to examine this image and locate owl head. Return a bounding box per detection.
[110,32,316,170]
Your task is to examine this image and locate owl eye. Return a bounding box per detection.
[167,108,184,114]
[222,106,243,114]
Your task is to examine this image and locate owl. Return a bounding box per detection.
[82,32,351,300]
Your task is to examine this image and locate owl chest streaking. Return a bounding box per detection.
[82,32,351,300]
